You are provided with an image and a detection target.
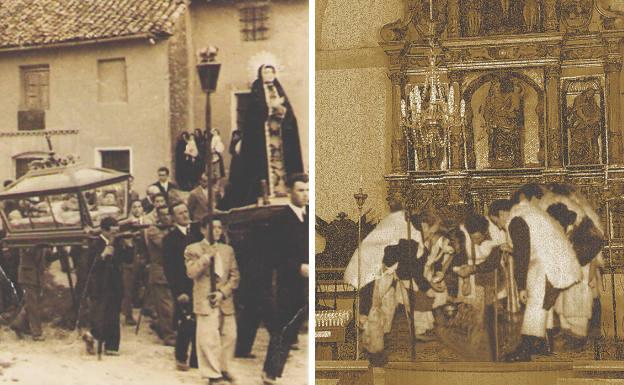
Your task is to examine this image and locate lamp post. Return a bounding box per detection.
[197,46,221,304]
[353,186,368,360]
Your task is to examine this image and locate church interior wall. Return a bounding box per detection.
[316,0,403,221]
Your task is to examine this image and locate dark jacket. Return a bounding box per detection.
[152,181,180,202]
[88,236,131,301]
[272,206,308,303]
[162,225,200,300]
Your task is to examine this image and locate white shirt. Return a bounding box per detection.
[289,203,306,223]
[161,181,169,191]
[100,234,111,246]
[176,224,188,236]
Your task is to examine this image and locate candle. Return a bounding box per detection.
[460,99,466,118]
[401,98,406,118]
[448,86,455,114]
[359,174,363,189]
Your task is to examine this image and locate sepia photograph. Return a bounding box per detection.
[316,0,624,384]
[0,1,309,385]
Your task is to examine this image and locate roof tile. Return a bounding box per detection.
[0,0,187,49]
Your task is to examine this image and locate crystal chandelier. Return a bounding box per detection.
[399,1,466,171]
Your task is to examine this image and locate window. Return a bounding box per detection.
[15,157,43,179]
[21,65,49,110]
[239,3,269,41]
[98,58,128,103]
[98,149,131,173]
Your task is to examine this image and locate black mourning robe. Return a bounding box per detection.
[223,66,304,209]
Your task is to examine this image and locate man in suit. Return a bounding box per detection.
[262,173,309,385]
[185,216,239,385]
[144,194,168,225]
[187,173,210,222]
[10,245,46,341]
[82,217,133,356]
[163,202,200,370]
[152,167,179,203]
[142,185,160,214]
[144,205,176,345]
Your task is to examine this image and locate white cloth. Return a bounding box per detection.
[344,210,422,289]
[506,201,581,290]
[506,202,581,337]
[185,136,199,158]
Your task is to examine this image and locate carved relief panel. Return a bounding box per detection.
[562,78,606,165]
[459,0,544,37]
[464,72,544,169]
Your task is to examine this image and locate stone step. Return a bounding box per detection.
[557,379,624,385]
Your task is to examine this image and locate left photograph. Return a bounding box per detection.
[0,1,309,385]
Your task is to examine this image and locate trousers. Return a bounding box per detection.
[196,312,237,379]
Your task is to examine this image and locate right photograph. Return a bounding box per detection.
[315,1,624,384]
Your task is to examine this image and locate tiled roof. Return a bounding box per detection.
[0,0,187,49]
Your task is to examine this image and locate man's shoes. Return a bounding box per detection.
[261,371,277,385]
[9,324,24,339]
[163,337,176,347]
[125,317,137,326]
[221,371,236,383]
[234,353,256,359]
[104,350,120,356]
[176,361,190,371]
[503,335,533,362]
[208,378,225,385]
[82,332,95,355]
[32,334,45,342]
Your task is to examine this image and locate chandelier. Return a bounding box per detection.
[400,1,466,171]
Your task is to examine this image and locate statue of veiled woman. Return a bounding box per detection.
[482,76,524,168]
[568,88,601,165]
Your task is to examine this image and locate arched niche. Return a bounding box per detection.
[463,72,544,169]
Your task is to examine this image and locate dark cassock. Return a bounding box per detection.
[88,235,133,353]
[223,65,304,209]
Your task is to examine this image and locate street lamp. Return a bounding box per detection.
[196,46,221,302]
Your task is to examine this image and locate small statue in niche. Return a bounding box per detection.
[415,122,446,171]
[449,123,465,169]
[466,0,483,36]
[500,0,511,19]
[523,0,541,32]
[481,76,525,168]
[567,88,602,165]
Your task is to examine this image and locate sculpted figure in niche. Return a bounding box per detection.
[523,0,541,32]
[466,0,483,36]
[568,88,601,165]
[481,76,524,168]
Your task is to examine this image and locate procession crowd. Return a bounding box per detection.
[0,166,309,385]
[356,183,604,362]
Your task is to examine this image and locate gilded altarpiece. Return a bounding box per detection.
[377,0,624,360]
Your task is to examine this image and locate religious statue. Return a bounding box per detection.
[415,121,446,171]
[523,0,541,32]
[481,76,524,168]
[466,0,483,36]
[449,123,465,170]
[567,88,602,165]
[221,64,304,209]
